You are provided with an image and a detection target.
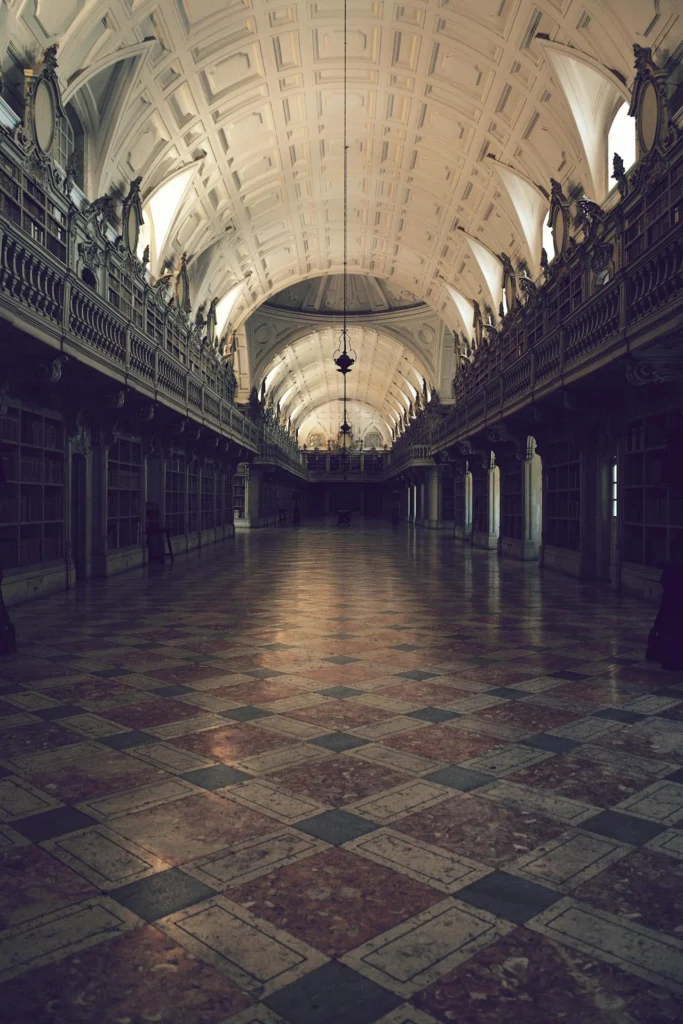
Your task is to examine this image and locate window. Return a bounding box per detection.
[54,113,74,175]
[611,457,618,517]
[608,102,636,182]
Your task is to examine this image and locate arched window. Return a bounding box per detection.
[54,104,85,188]
[308,432,324,449]
[365,431,382,450]
[607,103,636,183]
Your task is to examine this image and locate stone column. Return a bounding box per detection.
[524,440,542,559]
[488,456,500,549]
[246,465,261,527]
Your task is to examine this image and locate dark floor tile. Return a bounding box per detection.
[181,765,254,789]
[549,671,591,681]
[580,810,667,847]
[390,644,420,652]
[591,708,648,724]
[264,961,402,1024]
[11,806,98,842]
[457,869,560,924]
[0,765,13,779]
[406,708,462,723]
[220,706,274,722]
[326,633,356,640]
[424,766,495,791]
[666,767,683,783]
[98,730,158,750]
[243,668,285,679]
[324,656,360,665]
[91,668,134,678]
[262,643,295,650]
[110,868,217,923]
[485,687,530,699]
[521,733,582,754]
[397,670,438,681]
[33,704,85,720]
[151,684,193,696]
[308,732,370,752]
[293,809,378,845]
[319,686,365,699]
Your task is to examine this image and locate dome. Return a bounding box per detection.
[265,275,425,316]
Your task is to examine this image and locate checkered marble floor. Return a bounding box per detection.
[1,521,683,1023]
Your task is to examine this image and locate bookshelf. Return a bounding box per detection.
[501,464,523,540]
[187,459,198,533]
[0,405,64,569]
[234,474,246,519]
[622,409,683,567]
[472,469,489,534]
[543,441,580,550]
[165,454,186,536]
[0,153,67,263]
[107,438,142,550]
[201,464,215,530]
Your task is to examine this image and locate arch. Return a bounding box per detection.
[137,162,202,276]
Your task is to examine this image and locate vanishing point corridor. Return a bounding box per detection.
[1,523,682,1023]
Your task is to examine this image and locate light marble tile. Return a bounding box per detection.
[460,744,553,776]
[147,714,228,739]
[226,1007,285,1024]
[10,740,101,772]
[375,1008,440,1024]
[615,781,683,824]
[62,714,130,738]
[128,741,217,774]
[341,898,514,997]
[349,742,442,775]
[0,713,39,732]
[352,693,422,714]
[184,829,327,889]
[0,776,62,821]
[646,828,683,861]
[528,898,683,994]
[480,780,597,824]
[346,781,451,824]
[0,822,31,849]
[235,743,329,775]
[353,717,432,741]
[43,825,170,888]
[0,897,141,983]
[77,778,198,821]
[345,828,491,894]
[5,692,62,710]
[258,693,328,713]
[252,716,328,739]
[439,694,505,714]
[158,895,328,997]
[621,696,682,715]
[227,780,327,823]
[509,830,629,891]
[579,744,677,778]
[176,693,244,712]
[550,718,620,742]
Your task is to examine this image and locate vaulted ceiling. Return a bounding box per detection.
[1,0,679,427]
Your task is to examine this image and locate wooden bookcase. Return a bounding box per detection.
[0,405,64,569]
[187,460,198,533]
[108,264,144,329]
[165,454,186,536]
[622,409,683,567]
[0,152,67,263]
[201,464,216,531]
[472,470,489,534]
[233,475,246,519]
[107,438,142,550]
[543,441,580,550]
[442,477,454,521]
[501,464,523,540]
[453,475,465,527]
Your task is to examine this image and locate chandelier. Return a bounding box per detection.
[332,0,356,479]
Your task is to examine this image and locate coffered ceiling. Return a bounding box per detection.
[1,0,679,425]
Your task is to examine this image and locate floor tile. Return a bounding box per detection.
[405,709,461,724]
[230,847,442,957]
[111,867,218,922]
[580,809,667,846]
[520,732,582,754]
[308,732,370,752]
[221,706,275,722]
[319,686,365,698]
[98,729,158,750]
[422,766,495,792]
[0,924,255,1023]
[181,764,254,790]
[269,754,410,807]
[32,704,85,720]
[293,809,378,845]
[455,869,560,924]
[10,806,98,842]
[0,844,97,929]
[264,960,402,1024]
[413,925,683,1023]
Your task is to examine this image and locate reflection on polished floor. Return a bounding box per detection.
[1,522,682,1023]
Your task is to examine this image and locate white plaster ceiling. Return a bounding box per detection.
[260,322,429,434]
[1,0,679,427]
